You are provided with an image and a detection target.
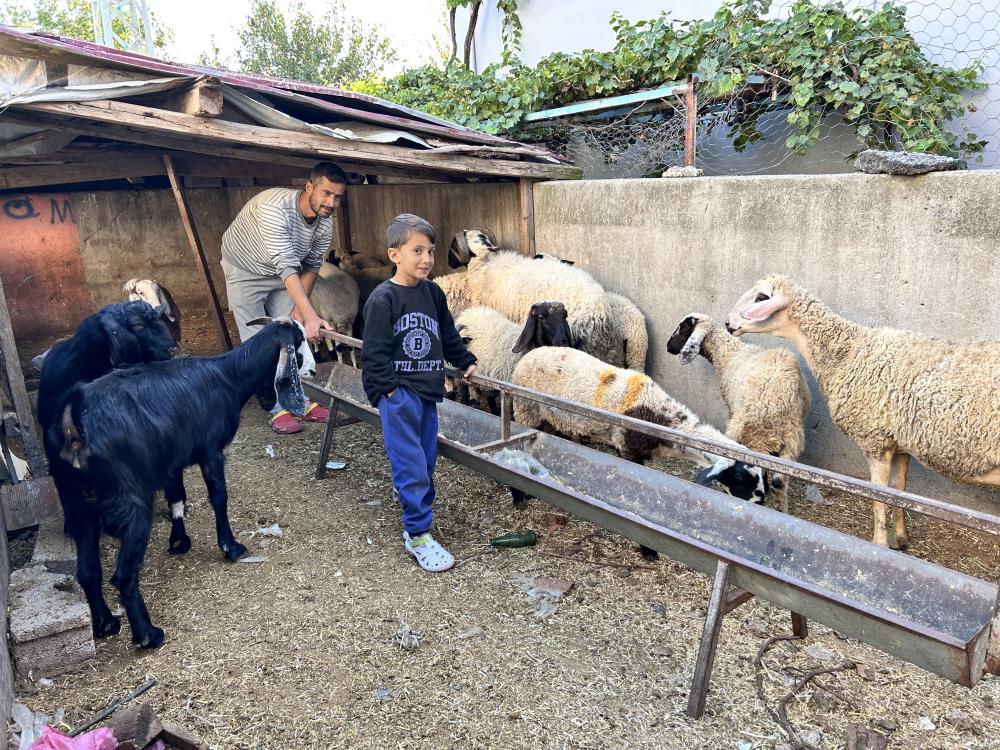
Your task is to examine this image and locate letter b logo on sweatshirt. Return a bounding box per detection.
[403,328,431,359]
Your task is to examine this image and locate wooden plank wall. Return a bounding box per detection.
[345,183,522,271]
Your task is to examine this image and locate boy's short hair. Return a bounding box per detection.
[387,213,436,248]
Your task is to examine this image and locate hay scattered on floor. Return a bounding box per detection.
[16,406,1000,750]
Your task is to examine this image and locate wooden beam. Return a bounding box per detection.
[16,100,581,180]
[1,111,476,183]
[335,193,352,261]
[518,177,536,256]
[0,156,164,190]
[162,154,233,351]
[161,77,224,117]
[0,276,46,477]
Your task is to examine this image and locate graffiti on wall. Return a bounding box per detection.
[0,193,92,341]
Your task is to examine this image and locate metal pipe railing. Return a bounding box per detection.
[319,329,1000,537]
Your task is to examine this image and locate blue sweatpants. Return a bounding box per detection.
[378,387,439,535]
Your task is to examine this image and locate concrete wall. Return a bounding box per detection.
[533,170,1000,513]
[1,182,521,348]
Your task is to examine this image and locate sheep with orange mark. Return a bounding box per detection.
[510,347,768,503]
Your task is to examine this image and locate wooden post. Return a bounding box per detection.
[0,276,45,477]
[687,559,731,718]
[684,76,698,168]
[335,193,352,262]
[162,154,232,351]
[518,177,536,256]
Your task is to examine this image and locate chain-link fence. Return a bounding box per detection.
[516,1,1000,178]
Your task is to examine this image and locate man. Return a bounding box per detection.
[221,161,345,434]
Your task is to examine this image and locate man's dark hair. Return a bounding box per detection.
[309,161,348,186]
[387,213,436,248]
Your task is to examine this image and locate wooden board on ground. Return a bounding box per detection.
[1,476,59,531]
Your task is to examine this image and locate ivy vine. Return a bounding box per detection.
[351,0,985,159]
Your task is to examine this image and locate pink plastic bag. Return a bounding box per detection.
[29,726,117,750]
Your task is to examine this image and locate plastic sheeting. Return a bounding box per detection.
[1,75,191,107]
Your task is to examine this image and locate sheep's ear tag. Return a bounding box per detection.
[247,316,274,327]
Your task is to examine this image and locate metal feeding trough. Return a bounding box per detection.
[304,356,1000,717]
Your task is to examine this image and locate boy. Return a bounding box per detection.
[362,214,477,572]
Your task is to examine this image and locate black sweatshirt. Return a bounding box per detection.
[361,279,476,406]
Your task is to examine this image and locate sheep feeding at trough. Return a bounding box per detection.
[667,313,811,512]
[726,274,1000,548]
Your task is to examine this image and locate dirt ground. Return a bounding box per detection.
[13,391,1000,749]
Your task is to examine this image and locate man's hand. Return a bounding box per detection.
[462,364,477,383]
[303,314,332,344]
[290,307,305,324]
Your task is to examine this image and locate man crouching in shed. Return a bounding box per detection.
[221,161,344,434]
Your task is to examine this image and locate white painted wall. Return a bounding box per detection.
[462,1,1000,171]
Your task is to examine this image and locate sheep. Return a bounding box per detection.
[452,301,574,412]
[37,302,177,546]
[725,274,1000,549]
[512,347,768,495]
[530,253,648,369]
[53,318,314,648]
[311,262,360,359]
[512,347,768,559]
[123,278,182,345]
[442,230,624,366]
[666,313,811,512]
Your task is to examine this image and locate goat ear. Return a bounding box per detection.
[461,336,473,345]
[156,285,178,323]
[59,403,89,471]
[247,316,274,328]
[99,313,142,367]
[512,309,540,353]
[560,258,575,266]
[274,344,307,417]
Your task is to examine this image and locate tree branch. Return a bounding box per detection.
[463,0,482,68]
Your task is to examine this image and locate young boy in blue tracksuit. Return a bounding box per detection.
[362,214,477,572]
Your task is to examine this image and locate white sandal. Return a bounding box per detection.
[404,532,455,572]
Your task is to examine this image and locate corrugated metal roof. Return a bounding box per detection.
[0,25,520,148]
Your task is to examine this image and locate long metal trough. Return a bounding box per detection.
[304,360,999,714]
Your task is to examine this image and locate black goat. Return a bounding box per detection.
[54,318,314,649]
[39,302,177,559]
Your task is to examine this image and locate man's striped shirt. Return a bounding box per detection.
[221,188,332,280]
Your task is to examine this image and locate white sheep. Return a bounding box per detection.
[442,231,624,367]
[521,248,649,369]
[453,301,574,412]
[606,292,648,371]
[726,274,1000,548]
[666,313,811,512]
[511,347,768,502]
[123,278,181,344]
[311,262,360,357]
